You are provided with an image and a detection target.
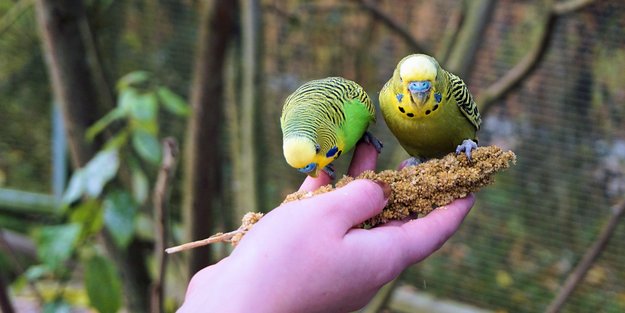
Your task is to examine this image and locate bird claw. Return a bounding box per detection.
[362,131,383,154]
[399,157,424,169]
[322,164,336,180]
[455,139,478,161]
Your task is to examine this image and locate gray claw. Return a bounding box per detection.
[362,131,383,154]
[322,164,336,180]
[455,139,478,161]
[399,156,426,169]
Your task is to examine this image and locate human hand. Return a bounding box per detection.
[179,141,474,313]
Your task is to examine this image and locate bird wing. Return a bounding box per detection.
[447,72,482,130]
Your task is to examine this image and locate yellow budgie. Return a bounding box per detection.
[379,54,481,165]
[280,77,381,178]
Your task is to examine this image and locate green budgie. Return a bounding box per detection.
[280,77,381,178]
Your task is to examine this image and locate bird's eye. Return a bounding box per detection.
[314,144,321,153]
[408,81,432,93]
[298,162,317,174]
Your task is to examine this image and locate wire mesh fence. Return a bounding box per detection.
[1,0,624,312]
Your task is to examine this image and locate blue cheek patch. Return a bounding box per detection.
[434,92,442,103]
[396,94,403,102]
[326,146,339,158]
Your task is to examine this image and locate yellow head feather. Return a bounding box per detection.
[399,54,438,82]
[283,136,316,169]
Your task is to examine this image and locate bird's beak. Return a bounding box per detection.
[410,91,429,104]
[408,81,432,106]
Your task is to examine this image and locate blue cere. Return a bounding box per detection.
[298,162,317,173]
[326,146,339,157]
[408,81,431,93]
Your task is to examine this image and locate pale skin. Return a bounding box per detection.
[178,141,475,313]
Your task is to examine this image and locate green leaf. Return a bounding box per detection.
[24,264,52,281]
[84,254,122,313]
[117,88,140,112]
[69,199,104,237]
[83,149,120,197]
[104,130,130,150]
[132,130,162,165]
[86,107,125,141]
[103,191,137,248]
[33,223,81,270]
[131,118,159,135]
[157,87,190,116]
[62,169,86,205]
[129,92,158,122]
[131,167,149,204]
[117,71,150,91]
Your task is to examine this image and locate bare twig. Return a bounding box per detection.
[150,138,178,313]
[545,198,625,313]
[165,212,264,254]
[352,0,430,54]
[553,0,595,15]
[165,229,245,254]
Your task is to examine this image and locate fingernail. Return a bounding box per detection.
[374,180,392,200]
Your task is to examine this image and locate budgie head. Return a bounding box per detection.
[283,135,337,177]
[397,54,441,108]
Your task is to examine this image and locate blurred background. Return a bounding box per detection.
[1,0,624,312]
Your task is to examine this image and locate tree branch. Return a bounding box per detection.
[445,0,497,76]
[183,0,238,277]
[150,138,178,313]
[545,197,625,313]
[352,0,430,54]
[477,0,556,114]
[552,0,595,15]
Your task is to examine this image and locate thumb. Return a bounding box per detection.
[315,179,390,230]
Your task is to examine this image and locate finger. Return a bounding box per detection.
[298,170,333,192]
[315,179,389,231]
[384,195,475,265]
[347,141,379,177]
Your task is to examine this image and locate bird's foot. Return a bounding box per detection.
[399,157,425,169]
[361,131,383,154]
[322,164,336,180]
[455,139,478,161]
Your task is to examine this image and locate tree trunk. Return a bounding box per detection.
[35,1,150,311]
[34,0,101,167]
[445,0,496,77]
[237,0,261,218]
[183,0,238,277]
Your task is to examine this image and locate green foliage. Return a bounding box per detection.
[103,190,137,248]
[24,71,190,312]
[84,253,123,313]
[32,223,81,271]
[132,129,162,165]
[62,150,120,205]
